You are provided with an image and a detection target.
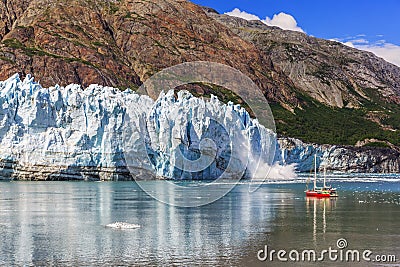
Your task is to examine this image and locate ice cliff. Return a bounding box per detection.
[0,74,275,180]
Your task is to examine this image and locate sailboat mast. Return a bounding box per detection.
[314,154,317,189]
[323,167,326,188]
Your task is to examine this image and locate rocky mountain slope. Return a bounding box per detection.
[205,8,400,147]
[1,0,400,150]
[0,0,296,105]
[206,8,400,108]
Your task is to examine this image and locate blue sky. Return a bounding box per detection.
[191,0,400,66]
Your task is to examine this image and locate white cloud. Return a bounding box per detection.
[225,9,399,67]
[349,38,369,45]
[224,8,260,21]
[263,12,304,33]
[357,43,400,67]
[330,38,368,47]
[343,42,355,48]
[224,8,305,33]
[333,37,400,67]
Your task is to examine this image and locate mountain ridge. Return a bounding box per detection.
[203,8,400,147]
[205,8,400,107]
[0,0,298,106]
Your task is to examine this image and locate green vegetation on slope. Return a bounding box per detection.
[271,91,400,146]
[174,83,399,147]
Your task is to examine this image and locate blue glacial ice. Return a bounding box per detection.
[0,74,279,180]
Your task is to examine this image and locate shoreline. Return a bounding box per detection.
[1,171,399,181]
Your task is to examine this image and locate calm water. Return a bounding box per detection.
[0,177,399,266]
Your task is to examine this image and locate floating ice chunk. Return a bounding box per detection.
[105,222,141,229]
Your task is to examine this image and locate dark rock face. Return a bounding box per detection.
[277,137,400,173]
[0,0,297,106]
[2,0,400,109]
[1,0,400,109]
[206,11,400,108]
[0,159,135,181]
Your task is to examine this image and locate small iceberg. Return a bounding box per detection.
[105,222,141,229]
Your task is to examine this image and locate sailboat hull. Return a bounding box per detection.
[306,191,331,197]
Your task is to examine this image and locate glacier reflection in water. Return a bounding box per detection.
[0,178,399,266]
[0,181,278,266]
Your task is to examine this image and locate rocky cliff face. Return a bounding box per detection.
[0,0,297,106]
[3,0,399,110]
[204,8,400,148]
[277,137,400,173]
[206,9,400,108]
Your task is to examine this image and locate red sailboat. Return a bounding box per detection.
[305,154,338,198]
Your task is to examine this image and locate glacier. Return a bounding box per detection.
[276,137,400,173]
[0,74,396,181]
[0,74,277,180]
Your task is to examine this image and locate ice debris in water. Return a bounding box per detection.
[106,222,140,229]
